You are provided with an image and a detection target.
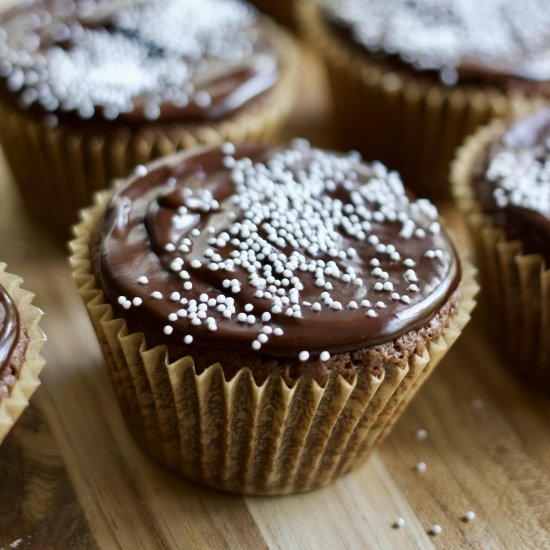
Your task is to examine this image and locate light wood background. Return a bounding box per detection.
[1,3,550,548]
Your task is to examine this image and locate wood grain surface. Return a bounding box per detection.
[1,3,550,547]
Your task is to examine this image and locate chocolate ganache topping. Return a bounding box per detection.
[0,0,279,123]
[321,0,550,87]
[475,109,550,263]
[97,141,461,359]
[0,284,19,371]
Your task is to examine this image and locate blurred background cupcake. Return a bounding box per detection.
[0,262,45,444]
[71,140,476,494]
[0,0,299,239]
[452,108,550,388]
[298,0,550,197]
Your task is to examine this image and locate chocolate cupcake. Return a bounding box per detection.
[71,140,477,494]
[0,0,298,239]
[453,108,550,387]
[297,0,550,196]
[0,263,46,443]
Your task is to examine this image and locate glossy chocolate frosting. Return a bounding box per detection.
[0,0,280,124]
[96,141,461,359]
[321,0,550,89]
[475,109,550,263]
[0,284,19,372]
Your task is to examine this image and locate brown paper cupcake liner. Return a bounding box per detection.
[0,26,299,241]
[296,0,545,198]
[452,119,550,386]
[69,191,477,495]
[0,263,46,444]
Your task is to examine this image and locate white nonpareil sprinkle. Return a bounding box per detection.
[222,142,236,155]
[463,511,476,522]
[320,351,330,361]
[416,461,427,474]
[393,517,405,528]
[429,524,442,536]
[324,0,550,85]
[251,340,261,350]
[299,351,310,361]
[416,428,428,441]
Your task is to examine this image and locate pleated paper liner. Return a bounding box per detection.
[0,24,299,242]
[296,0,545,198]
[0,263,46,444]
[452,119,550,387]
[69,191,477,495]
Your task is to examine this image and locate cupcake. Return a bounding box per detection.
[0,0,298,239]
[452,108,550,387]
[70,139,477,494]
[0,263,46,444]
[297,0,550,197]
[249,0,296,29]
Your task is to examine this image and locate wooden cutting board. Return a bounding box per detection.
[1,7,550,548]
